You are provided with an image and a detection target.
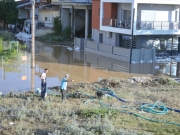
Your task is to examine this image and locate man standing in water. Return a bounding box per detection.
[60,74,74,103]
[40,68,48,100]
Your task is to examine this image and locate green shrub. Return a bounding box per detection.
[0,31,12,41]
[80,108,119,118]
[63,26,71,39]
[53,16,62,35]
[0,37,2,53]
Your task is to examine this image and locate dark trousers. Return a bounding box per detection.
[41,82,46,99]
[61,89,66,101]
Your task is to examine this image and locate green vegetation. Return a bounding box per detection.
[0,31,13,41]
[0,36,26,61]
[0,0,18,28]
[0,76,180,135]
[53,16,62,35]
[37,17,72,43]
[80,108,119,118]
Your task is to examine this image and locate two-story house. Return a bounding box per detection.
[90,0,180,63]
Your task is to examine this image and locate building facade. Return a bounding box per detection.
[92,0,180,59]
[17,0,59,28]
[51,0,92,38]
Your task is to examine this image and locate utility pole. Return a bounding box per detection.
[129,8,135,64]
[31,0,35,92]
[31,0,35,68]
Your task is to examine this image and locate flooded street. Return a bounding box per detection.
[0,40,179,94]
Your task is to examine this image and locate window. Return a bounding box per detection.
[122,10,131,28]
[123,10,131,21]
[45,17,47,21]
[99,33,103,43]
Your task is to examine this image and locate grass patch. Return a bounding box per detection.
[0,76,180,134]
[80,108,119,118]
[0,31,14,41]
[0,37,27,62]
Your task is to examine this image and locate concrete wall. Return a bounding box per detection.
[132,48,156,63]
[19,9,27,19]
[35,28,54,37]
[61,8,71,28]
[92,29,116,46]
[84,39,131,62]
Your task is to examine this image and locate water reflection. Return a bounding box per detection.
[0,40,180,94]
[31,67,35,91]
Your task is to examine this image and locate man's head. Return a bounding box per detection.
[44,68,48,74]
[65,74,69,78]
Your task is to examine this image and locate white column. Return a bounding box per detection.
[71,6,74,39]
[133,1,138,32]
[73,9,76,37]
[100,1,103,30]
[85,7,89,39]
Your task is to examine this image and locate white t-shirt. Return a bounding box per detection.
[41,72,46,82]
[11,25,15,28]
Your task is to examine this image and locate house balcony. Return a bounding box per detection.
[100,18,132,35]
[51,0,92,4]
[134,21,180,35]
[102,18,131,29]
[39,0,48,3]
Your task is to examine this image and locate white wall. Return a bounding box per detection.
[19,9,27,19]
[92,29,116,46]
[39,10,59,23]
[61,8,71,28]
[137,4,180,22]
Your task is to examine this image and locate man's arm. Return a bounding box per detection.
[66,80,74,82]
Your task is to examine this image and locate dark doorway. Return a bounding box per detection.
[99,33,103,43]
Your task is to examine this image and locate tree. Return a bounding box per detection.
[0,0,18,29]
[53,16,62,35]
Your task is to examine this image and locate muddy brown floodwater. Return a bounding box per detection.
[0,40,179,94]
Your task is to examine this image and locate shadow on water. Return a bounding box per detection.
[0,40,180,94]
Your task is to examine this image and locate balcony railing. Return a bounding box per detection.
[136,21,180,30]
[102,18,131,29]
[52,0,92,3]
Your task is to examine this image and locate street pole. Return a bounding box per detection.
[31,0,35,92]
[130,8,135,64]
[31,0,35,68]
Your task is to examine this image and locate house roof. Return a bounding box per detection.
[17,2,40,9]
[40,4,59,10]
